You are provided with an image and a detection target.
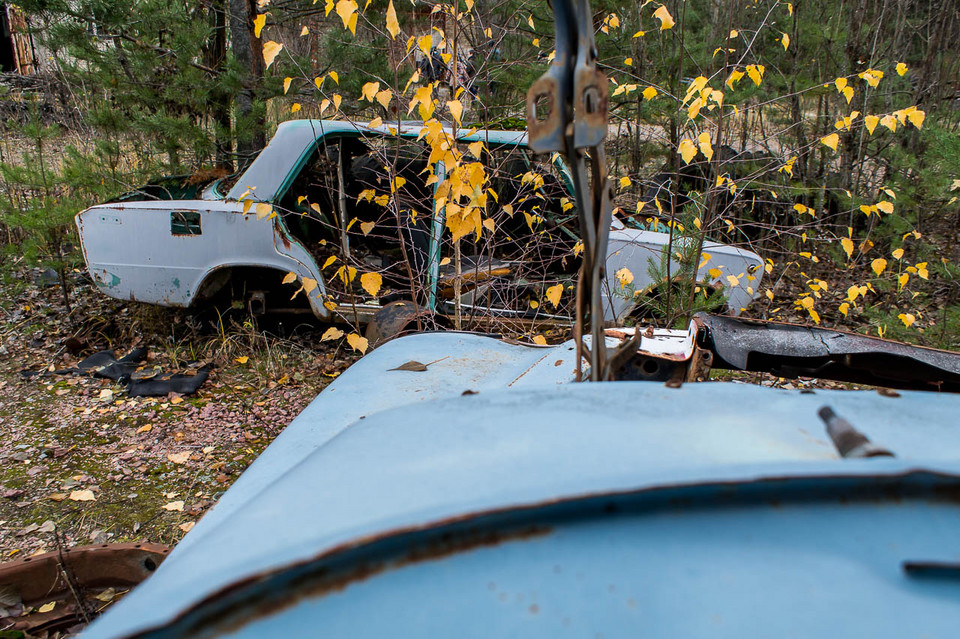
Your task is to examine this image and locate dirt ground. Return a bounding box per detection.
[0,270,359,562]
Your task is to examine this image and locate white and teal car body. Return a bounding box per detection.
[75,120,763,326]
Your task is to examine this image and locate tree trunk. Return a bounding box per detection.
[229,0,266,167]
[208,0,233,171]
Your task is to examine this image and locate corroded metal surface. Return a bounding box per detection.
[697,313,960,391]
[0,543,170,634]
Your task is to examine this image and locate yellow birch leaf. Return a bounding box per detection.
[255,203,273,219]
[898,273,909,290]
[876,201,894,214]
[447,100,463,125]
[301,277,318,293]
[360,272,382,297]
[896,62,907,76]
[726,274,740,287]
[746,64,764,86]
[262,41,283,69]
[300,26,309,36]
[329,71,339,84]
[321,327,344,341]
[839,302,849,317]
[678,139,697,164]
[368,116,383,128]
[871,258,887,276]
[781,32,790,50]
[333,94,342,110]
[291,103,301,113]
[880,114,897,131]
[253,14,266,38]
[532,335,547,345]
[346,333,369,354]
[726,69,744,89]
[38,602,56,613]
[861,69,883,87]
[835,77,848,92]
[642,86,657,100]
[545,283,563,309]
[619,176,631,188]
[615,267,634,287]
[842,86,854,103]
[386,0,400,39]
[820,133,839,151]
[898,313,915,328]
[167,451,191,465]
[653,5,675,30]
[864,115,879,134]
[361,81,379,101]
[417,35,432,56]
[375,89,393,109]
[840,237,854,258]
[697,131,714,161]
[892,248,904,260]
[708,268,723,279]
[360,221,375,235]
[907,108,925,129]
[69,489,96,502]
[335,0,358,32]
[282,272,297,285]
[283,77,292,94]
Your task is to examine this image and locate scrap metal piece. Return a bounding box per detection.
[605,324,712,383]
[525,0,576,154]
[695,313,960,392]
[818,406,894,458]
[0,543,170,632]
[526,0,614,381]
[571,0,608,149]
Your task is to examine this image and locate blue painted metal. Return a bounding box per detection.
[87,332,960,638]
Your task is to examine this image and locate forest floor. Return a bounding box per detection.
[0,269,360,562]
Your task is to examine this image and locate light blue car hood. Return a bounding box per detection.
[87,332,960,638]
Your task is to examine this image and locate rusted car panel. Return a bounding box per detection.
[76,199,329,318]
[85,330,960,638]
[0,543,170,634]
[75,120,763,324]
[696,313,960,391]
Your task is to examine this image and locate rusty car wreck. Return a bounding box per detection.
[75,120,763,334]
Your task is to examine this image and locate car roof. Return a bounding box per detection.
[226,119,528,202]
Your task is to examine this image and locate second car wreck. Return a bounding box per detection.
[75,120,763,335]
